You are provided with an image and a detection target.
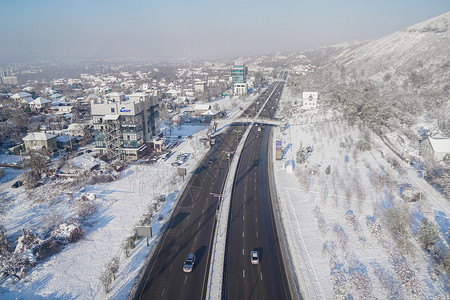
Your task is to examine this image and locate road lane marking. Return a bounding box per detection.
[260,272,263,281]
[243,215,244,221]
[242,232,245,238]
[202,208,205,214]
[198,220,201,228]
[169,264,173,272]
[256,232,259,238]
[242,248,244,255]
[243,269,245,278]
[184,276,187,284]
[162,288,165,296]
[256,217,258,223]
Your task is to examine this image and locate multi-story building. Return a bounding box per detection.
[231,64,248,96]
[194,81,207,93]
[91,92,161,160]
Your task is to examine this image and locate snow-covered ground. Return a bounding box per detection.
[0,94,258,299]
[273,91,450,298]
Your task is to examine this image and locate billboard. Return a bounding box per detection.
[136,226,152,238]
[276,140,283,160]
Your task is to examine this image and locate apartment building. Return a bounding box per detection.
[91,92,161,160]
[231,64,248,96]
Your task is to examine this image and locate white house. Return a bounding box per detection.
[11,92,32,102]
[302,92,318,110]
[421,135,450,164]
[29,97,52,111]
[165,89,179,98]
[193,104,211,115]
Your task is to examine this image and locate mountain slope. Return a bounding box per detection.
[332,12,450,90]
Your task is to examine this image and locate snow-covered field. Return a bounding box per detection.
[2,85,449,299]
[0,94,258,299]
[274,90,450,298]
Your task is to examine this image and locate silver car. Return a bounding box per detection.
[183,253,196,272]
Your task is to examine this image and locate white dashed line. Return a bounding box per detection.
[243,269,245,278]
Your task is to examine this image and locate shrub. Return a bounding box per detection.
[68,227,85,243]
[32,238,61,261]
[416,218,440,252]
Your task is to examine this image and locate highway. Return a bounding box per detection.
[223,79,291,300]
[136,76,289,300]
[137,124,245,300]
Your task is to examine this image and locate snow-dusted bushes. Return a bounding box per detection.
[425,164,450,199]
[416,218,440,252]
[381,204,414,257]
[312,205,327,233]
[99,256,120,293]
[0,220,86,282]
[75,194,97,221]
[389,253,421,296]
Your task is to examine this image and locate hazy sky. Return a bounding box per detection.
[1,0,449,61]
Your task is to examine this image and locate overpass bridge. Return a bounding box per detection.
[212,116,286,128]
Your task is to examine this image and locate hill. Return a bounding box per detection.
[333,11,450,92]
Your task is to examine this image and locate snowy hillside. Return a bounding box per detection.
[332,11,450,90]
[275,85,450,298]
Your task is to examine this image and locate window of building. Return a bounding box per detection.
[111,108,115,113]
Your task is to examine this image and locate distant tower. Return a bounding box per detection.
[231,64,248,96]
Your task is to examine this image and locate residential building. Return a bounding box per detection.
[194,81,207,93]
[91,92,161,160]
[23,132,57,152]
[11,92,32,102]
[302,92,318,110]
[421,135,450,164]
[231,64,248,96]
[29,97,52,111]
[0,76,19,85]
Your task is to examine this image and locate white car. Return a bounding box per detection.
[183,253,196,272]
[250,250,259,264]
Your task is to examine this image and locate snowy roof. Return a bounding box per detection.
[69,153,102,170]
[108,92,125,97]
[22,97,34,104]
[23,132,56,141]
[194,104,211,111]
[11,92,32,99]
[129,92,149,97]
[67,123,85,131]
[30,97,51,105]
[428,135,450,152]
[56,135,76,143]
[302,92,318,99]
[201,109,219,116]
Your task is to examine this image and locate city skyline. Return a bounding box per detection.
[1,0,449,62]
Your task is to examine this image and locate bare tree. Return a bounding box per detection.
[99,269,113,294]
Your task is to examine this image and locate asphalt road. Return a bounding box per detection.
[137,124,245,300]
[223,80,291,300]
[136,79,288,300]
